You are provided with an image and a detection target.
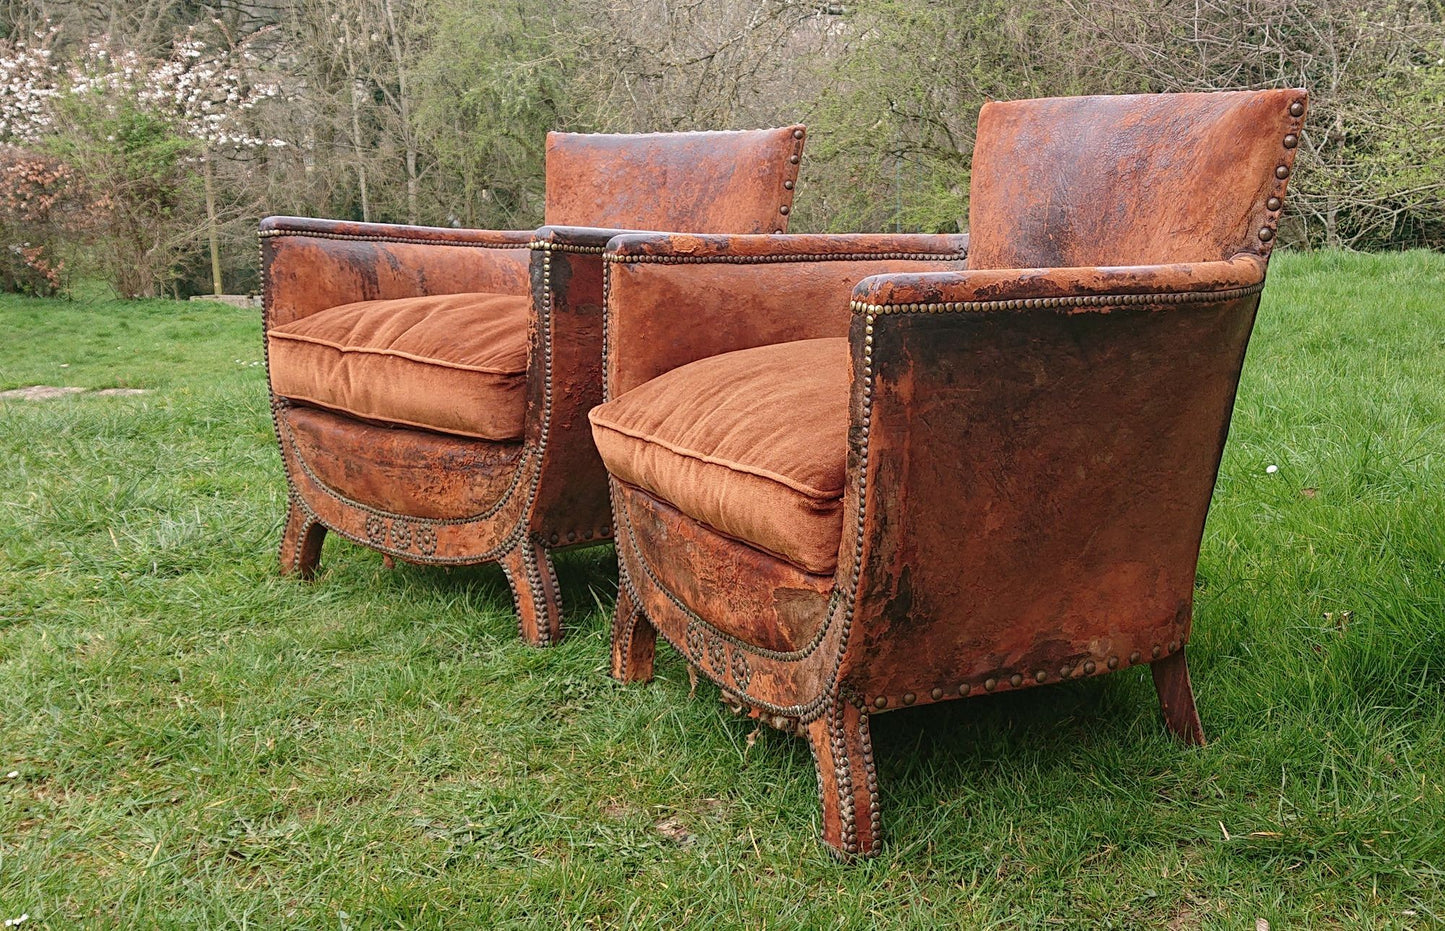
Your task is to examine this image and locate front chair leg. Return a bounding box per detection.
[609,578,655,682]
[805,692,882,860]
[1151,647,1206,746]
[279,499,325,579]
[499,535,563,647]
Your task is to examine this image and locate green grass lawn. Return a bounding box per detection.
[1,251,1443,928]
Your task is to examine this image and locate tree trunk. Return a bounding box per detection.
[381,0,418,224]
[203,153,223,296]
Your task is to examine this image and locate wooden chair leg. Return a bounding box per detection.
[1152,647,1206,747]
[279,500,325,579]
[610,579,655,683]
[499,535,563,647]
[805,692,882,860]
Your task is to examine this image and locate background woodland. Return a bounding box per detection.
[1,0,1442,298]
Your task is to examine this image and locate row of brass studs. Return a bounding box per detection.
[258,228,528,250]
[866,641,1184,710]
[774,127,807,233]
[526,240,606,254]
[1259,98,1307,244]
[363,514,439,557]
[546,526,612,546]
[603,248,966,266]
[849,282,1265,317]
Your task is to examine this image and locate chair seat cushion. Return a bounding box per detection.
[268,292,529,440]
[589,337,848,574]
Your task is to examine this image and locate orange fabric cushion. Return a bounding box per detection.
[590,337,848,574]
[268,292,529,440]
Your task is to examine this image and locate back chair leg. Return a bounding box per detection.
[500,535,564,648]
[1151,647,1206,746]
[610,579,656,682]
[805,692,882,861]
[279,499,325,579]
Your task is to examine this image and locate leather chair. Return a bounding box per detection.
[261,127,807,645]
[591,90,1308,858]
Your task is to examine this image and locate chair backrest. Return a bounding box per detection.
[965,90,1306,269]
[543,127,806,233]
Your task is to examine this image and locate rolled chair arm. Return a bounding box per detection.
[260,215,535,248]
[607,231,968,263]
[261,216,535,329]
[850,255,1265,310]
[602,232,969,398]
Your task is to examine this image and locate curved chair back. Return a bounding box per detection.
[544,127,805,234]
[966,90,1304,269]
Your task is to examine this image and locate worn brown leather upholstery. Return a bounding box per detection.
[597,90,1307,859]
[264,126,807,646]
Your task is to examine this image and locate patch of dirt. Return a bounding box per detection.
[654,816,694,845]
[1,386,85,400]
[0,386,151,401]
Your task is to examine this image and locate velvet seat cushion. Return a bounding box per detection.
[590,337,848,575]
[268,292,530,441]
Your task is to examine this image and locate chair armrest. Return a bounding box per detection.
[602,232,968,398]
[836,254,1269,690]
[850,255,1264,309]
[261,215,534,329]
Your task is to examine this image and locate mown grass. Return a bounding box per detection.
[1,251,1443,928]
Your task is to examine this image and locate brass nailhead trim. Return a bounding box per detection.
[1275,165,1290,180]
[260,228,526,249]
[1009,674,1023,688]
[607,248,966,266]
[902,692,915,705]
[1290,100,1304,117]
[958,683,971,696]
[930,687,943,700]
[851,282,1265,316]
[1266,197,1282,211]
[1283,133,1299,149]
[1129,651,1141,664]
[530,240,607,255]
[1259,227,1275,242]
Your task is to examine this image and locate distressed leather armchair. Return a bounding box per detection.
[262,127,806,645]
[592,90,1307,858]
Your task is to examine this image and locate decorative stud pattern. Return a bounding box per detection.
[684,617,705,662]
[707,632,726,673]
[731,649,752,691]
